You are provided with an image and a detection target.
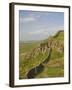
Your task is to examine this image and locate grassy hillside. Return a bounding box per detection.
[19,30,64,79]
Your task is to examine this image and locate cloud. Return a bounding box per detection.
[20,17,35,23]
[57,26,64,30]
[20,14,41,23]
[23,17,35,22]
[28,25,64,36]
[29,13,41,18]
[29,29,49,35]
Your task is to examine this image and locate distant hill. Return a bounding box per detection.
[19,30,64,79]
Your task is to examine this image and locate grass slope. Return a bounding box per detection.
[19,30,64,79]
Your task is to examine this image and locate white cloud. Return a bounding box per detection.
[28,26,64,36]
[29,29,49,35]
[20,17,35,23]
[20,14,41,23]
[24,17,35,22]
[57,26,64,30]
[29,13,41,18]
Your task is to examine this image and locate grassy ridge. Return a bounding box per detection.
[35,31,64,78]
[19,30,64,79]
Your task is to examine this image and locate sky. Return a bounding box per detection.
[19,10,64,41]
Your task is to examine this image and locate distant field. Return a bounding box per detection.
[19,42,40,53]
[19,31,64,79]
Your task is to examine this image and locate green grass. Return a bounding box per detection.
[19,47,49,79]
[35,52,64,78]
[50,48,64,60]
[36,67,64,78]
[19,42,40,53]
[19,30,64,79]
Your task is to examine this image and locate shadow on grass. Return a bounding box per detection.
[27,64,44,78]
